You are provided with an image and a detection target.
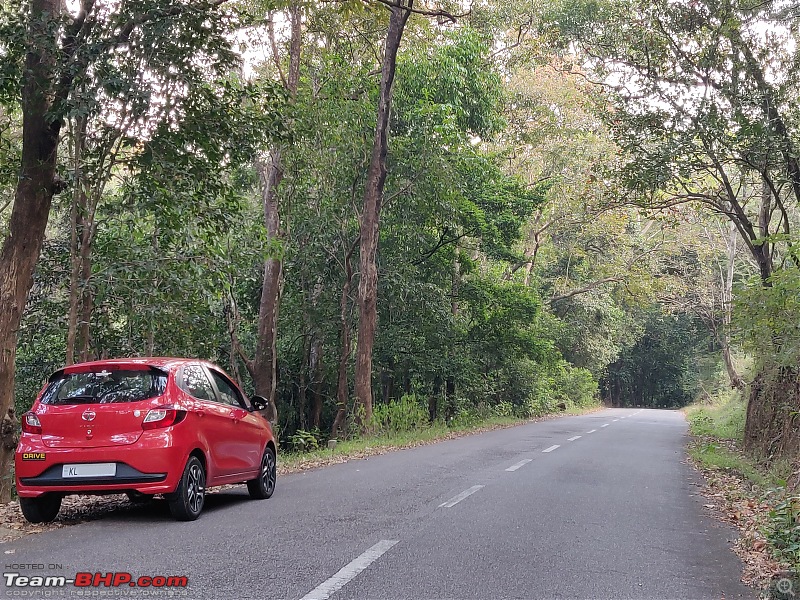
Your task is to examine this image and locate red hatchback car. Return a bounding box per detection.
[15,358,277,522]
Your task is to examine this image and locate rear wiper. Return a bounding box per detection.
[60,395,99,405]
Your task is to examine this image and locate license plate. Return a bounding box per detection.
[62,463,117,478]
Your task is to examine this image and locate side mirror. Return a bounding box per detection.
[251,395,268,412]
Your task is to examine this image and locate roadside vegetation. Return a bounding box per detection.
[686,360,800,588]
[280,393,599,469]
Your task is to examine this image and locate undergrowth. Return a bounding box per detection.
[685,357,800,578]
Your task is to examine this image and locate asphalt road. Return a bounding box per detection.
[1,408,754,600]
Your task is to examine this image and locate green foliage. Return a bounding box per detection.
[287,429,323,452]
[735,269,800,367]
[687,396,746,441]
[554,365,598,408]
[604,308,714,407]
[15,237,75,414]
[492,401,515,418]
[508,360,598,417]
[688,443,770,487]
[371,395,429,435]
[765,495,800,572]
[447,401,494,429]
[553,292,641,378]
[394,29,504,138]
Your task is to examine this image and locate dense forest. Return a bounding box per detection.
[0,0,798,500]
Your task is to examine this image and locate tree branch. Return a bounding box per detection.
[550,276,623,304]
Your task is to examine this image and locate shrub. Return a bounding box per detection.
[371,394,429,434]
[765,494,800,572]
[287,429,322,452]
[554,366,598,407]
[493,401,514,418]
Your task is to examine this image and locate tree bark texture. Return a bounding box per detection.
[0,0,64,500]
[331,238,358,439]
[353,1,413,430]
[246,3,303,427]
[251,150,284,425]
[720,220,744,390]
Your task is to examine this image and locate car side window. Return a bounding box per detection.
[208,371,244,408]
[180,366,216,402]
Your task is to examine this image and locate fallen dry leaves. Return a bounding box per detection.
[688,437,788,592]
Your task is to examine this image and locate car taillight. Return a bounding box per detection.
[142,408,185,430]
[21,412,42,435]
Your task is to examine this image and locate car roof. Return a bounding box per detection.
[60,357,206,374]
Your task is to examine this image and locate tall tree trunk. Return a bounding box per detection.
[76,224,94,362]
[252,151,284,424]
[444,246,459,421]
[66,116,86,365]
[353,1,413,431]
[307,277,324,430]
[0,0,64,501]
[67,118,127,363]
[298,336,309,430]
[331,238,358,439]
[309,334,324,430]
[721,220,744,390]
[248,3,303,426]
[429,374,442,421]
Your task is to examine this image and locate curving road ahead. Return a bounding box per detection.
[1,409,754,600]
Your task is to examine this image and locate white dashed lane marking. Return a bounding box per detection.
[299,540,398,600]
[506,459,532,472]
[587,429,597,434]
[542,445,560,453]
[567,436,581,441]
[601,424,610,428]
[439,485,484,508]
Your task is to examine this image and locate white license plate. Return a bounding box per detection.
[62,463,117,478]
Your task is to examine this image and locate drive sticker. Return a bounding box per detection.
[21,452,46,461]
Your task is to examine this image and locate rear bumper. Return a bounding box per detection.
[19,463,166,487]
[15,433,189,498]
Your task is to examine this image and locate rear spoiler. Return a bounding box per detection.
[50,364,167,382]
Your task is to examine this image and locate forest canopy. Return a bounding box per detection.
[0,0,797,498]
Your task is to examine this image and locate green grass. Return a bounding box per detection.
[684,390,793,487]
[684,390,793,486]
[685,362,800,578]
[685,389,747,440]
[688,442,771,486]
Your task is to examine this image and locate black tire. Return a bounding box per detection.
[126,491,153,504]
[167,456,206,521]
[19,494,61,523]
[247,446,276,499]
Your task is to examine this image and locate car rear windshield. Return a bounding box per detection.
[40,369,168,405]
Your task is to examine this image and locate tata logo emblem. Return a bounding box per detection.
[22,453,46,461]
[81,410,96,422]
